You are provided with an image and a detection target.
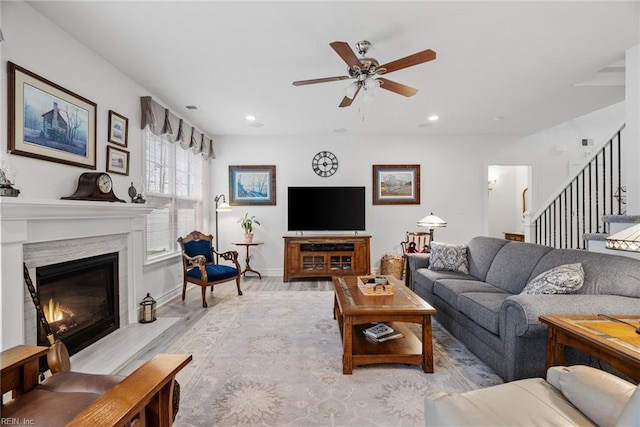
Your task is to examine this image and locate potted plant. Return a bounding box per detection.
[238,213,260,243]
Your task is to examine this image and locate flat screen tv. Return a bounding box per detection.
[288,186,366,231]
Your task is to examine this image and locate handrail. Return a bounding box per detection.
[531,125,625,249]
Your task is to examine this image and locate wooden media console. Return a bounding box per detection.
[283,235,371,282]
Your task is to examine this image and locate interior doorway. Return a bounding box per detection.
[487,165,531,240]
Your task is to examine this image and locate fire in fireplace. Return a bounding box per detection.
[36,252,120,356]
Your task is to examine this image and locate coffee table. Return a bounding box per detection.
[540,314,640,383]
[332,275,437,374]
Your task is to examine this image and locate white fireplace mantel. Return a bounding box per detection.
[0,198,154,350]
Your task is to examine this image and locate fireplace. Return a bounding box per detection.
[36,252,120,356]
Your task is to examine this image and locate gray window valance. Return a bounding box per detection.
[140,96,215,159]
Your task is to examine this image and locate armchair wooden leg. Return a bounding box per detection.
[201,286,207,308]
[236,276,243,296]
[210,285,214,293]
[181,280,187,301]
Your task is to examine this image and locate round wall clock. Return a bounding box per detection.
[312,151,338,177]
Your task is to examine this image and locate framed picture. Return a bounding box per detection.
[7,62,97,169]
[229,165,276,205]
[106,146,129,176]
[108,110,128,147]
[372,164,421,205]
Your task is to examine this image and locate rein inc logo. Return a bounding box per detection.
[1,419,35,425]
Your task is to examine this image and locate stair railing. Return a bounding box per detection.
[532,125,625,249]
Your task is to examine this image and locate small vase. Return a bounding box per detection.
[244,233,254,243]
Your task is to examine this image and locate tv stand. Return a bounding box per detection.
[283,235,371,282]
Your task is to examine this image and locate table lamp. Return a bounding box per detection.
[417,213,447,246]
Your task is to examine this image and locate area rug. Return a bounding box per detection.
[169,291,502,426]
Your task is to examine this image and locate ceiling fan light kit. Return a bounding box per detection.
[293,40,436,108]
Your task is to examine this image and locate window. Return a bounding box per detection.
[144,129,203,259]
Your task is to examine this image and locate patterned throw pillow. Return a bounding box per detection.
[428,242,469,274]
[521,263,585,294]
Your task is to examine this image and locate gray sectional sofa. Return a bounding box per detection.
[409,236,640,381]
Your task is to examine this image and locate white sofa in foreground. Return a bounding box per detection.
[425,365,639,426]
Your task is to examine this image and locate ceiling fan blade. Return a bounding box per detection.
[377,78,419,97]
[292,75,351,86]
[330,41,362,69]
[378,49,436,74]
[339,85,361,108]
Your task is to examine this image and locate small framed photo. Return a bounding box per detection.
[106,146,129,176]
[108,110,128,147]
[229,165,276,205]
[373,164,421,205]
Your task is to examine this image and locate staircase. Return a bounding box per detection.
[531,126,629,250]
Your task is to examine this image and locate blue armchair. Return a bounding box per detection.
[177,231,242,307]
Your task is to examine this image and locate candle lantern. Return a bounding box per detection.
[139,293,156,323]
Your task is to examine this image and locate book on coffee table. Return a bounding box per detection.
[364,323,394,339]
[365,330,404,343]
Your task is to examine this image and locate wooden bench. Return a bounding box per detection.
[1,345,191,426]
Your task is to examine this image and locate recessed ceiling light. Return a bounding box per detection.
[185,105,198,110]
[245,115,256,121]
[493,115,505,121]
[333,128,347,133]
[428,115,439,122]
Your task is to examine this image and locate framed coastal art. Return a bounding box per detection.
[108,110,128,147]
[372,164,421,205]
[229,165,276,205]
[7,62,97,169]
[106,146,129,176]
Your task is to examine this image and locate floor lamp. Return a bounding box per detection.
[416,212,447,248]
[214,194,232,263]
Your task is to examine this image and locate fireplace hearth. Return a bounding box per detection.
[36,252,120,356]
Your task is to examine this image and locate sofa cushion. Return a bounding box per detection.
[530,249,640,297]
[424,378,593,426]
[429,242,469,274]
[1,389,101,426]
[555,365,636,427]
[466,236,510,281]
[457,292,510,335]
[433,279,504,310]
[521,263,584,294]
[485,242,554,293]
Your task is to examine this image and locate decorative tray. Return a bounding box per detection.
[357,276,394,296]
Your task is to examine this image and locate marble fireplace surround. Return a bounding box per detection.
[0,198,168,372]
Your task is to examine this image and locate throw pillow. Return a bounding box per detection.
[428,242,469,274]
[521,263,584,294]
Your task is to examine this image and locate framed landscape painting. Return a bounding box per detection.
[229,165,276,205]
[372,164,421,205]
[108,110,128,147]
[106,146,129,176]
[7,62,97,169]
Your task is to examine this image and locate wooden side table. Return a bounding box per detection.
[540,314,640,383]
[233,242,263,279]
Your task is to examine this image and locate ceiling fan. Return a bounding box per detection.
[292,40,436,108]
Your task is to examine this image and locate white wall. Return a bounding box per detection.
[487,165,528,238]
[487,102,626,218]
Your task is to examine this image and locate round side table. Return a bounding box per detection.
[232,242,264,279]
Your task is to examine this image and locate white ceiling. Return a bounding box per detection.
[27,1,639,138]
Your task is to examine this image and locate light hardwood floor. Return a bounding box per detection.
[117,276,333,373]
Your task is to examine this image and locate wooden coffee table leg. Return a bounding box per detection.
[343,315,353,374]
[422,315,434,373]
